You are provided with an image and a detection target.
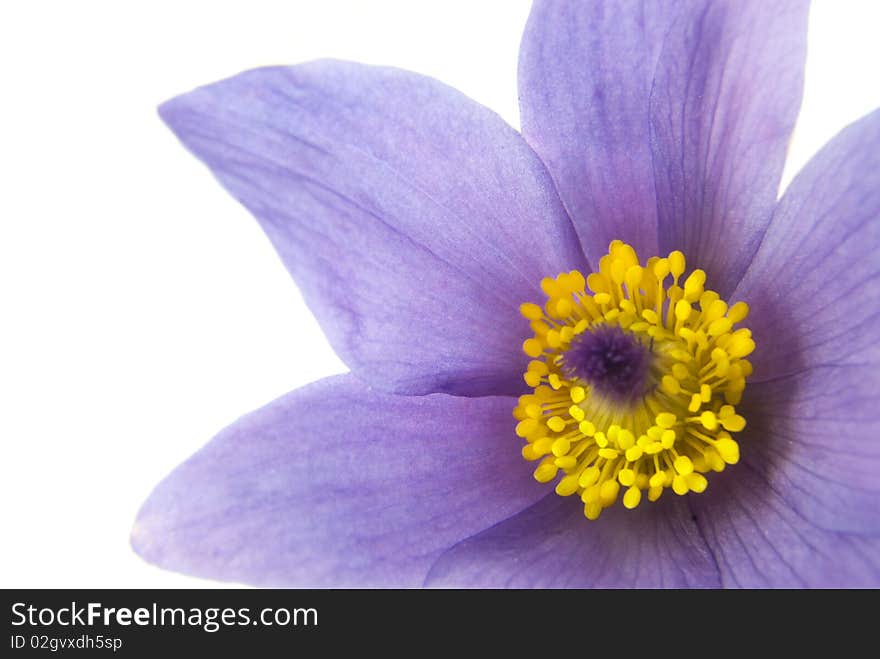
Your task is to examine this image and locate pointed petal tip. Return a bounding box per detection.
[150,60,584,397]
[129,514,160,569]
[129,479,181,573]
[156,95,181,129]
[126,375,543,587]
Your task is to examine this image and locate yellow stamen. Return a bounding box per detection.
[514,241,753,520]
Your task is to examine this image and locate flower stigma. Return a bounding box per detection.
[515,241,753,520]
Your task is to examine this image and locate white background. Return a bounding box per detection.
[1,0,879,588]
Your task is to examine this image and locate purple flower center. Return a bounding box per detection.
[563,325,649,400]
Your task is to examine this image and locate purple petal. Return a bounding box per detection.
[425,493,720,588]
[731,366,880,536]
[689,458,880,587]
[734,109,880,384]
[689,112,880,585]
[518,0,676,262]
[712,109,880,555]
[159,61,586,397]
[519,1,808,292]
[651,0,808,296]
[131,375,544,587]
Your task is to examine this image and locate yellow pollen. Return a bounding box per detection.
[514,241,753,520]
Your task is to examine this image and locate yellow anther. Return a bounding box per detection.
[515,418,539,438]
[683,270,706,302]
[706,451,725,472]
[554,297,573,318]
[661,375,681,395]
[578,420,596,436]
[699,411,718,430]
[527,360,548,375]
[516,241,752,520]
[672,474,689,495]
[569,270,586,291]
[600,480,620,506]
[715,437,740,464]
[720,413,746,432]
[520,302,544,320]
[523,338,543,358]
[533,437,553,455]
[708,317,733,336]
[728,333,756,358]
[686,472,708,493]
[672,363,690,380]
[703,298,728,322]
[649,471,666,489]
[700,384,712,402]
[625,265,643,292]
[521,444,539,461]
[547,416,566,433]
[587,273,609,294]
[555,272,574,292]
[675,299,692,322]
[671,349,692,362]
[540,277,563,298]
[554,456,577,470]
[727,301,750,323]
[579,467,600,488]
[674,455,694,475]
[625,446,644,462]
[645,442,664,455]
[617,429,635,450]
[623,485,642,509]
[551,437,571,457]
[556,474,580,496]
[653,258,670,280]
[612,241,639,267]
[534,461,558,483]
[668,251,686,279]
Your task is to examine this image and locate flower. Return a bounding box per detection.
[132,0,880,587]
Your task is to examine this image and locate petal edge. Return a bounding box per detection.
[132,374,544,587]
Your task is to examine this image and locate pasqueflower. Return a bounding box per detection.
[133,0,880,587]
